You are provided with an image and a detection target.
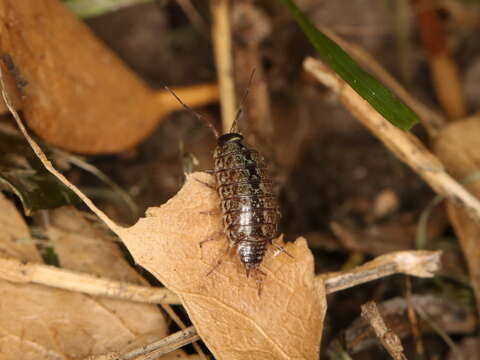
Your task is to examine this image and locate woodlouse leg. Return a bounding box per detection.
[199,208,221,216]
[271,242,294,259]
[206,245,234,276]
[193,177,216,190]
[199,231,224,248]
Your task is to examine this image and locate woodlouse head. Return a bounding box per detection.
[217,133,243,145]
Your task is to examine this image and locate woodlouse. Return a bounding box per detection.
[212,131,280,277]
[166,83,287,283]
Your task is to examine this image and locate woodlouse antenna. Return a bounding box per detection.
[165,86,220,139]
[230,69,256,134]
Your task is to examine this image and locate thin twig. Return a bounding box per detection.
[0,257,180,304]
[53,149,139,222]
[414,305,465,360]
[210,0,236,132]
[345,295,476,354]
[175,0,208,34]
[404,277,425,358]
[84,326,200,360]
[124,326,199,360]
[160,304,207,360]
[232,2,273,146]
[322,250,442,294]
[304,57,480,226]
[360,301,407,360]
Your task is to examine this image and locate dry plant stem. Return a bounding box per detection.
[412,0,466,120]
[210,0,236,132]
[322,250,441,294]
[404,277,425,358]
[320,28,446,137]
[84,326,199,360]
[160,304,207,360]
[361,301,407,360]
[414,306,464,360]
[0,257,180,304]
[175,0,208,34]
[0,250,440,305]
[391,0,414,84]
[304,57,480,225]
[346,295,476,354]
[232,2,273,145]
[122,326,199,360]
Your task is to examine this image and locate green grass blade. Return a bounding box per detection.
[280,0,420,131]
[63,0,153,18]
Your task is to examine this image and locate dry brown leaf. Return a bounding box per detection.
[44,207,169,343]
[0,194,173,359]
[0,192,40,262]
[435,117,480,317]
[0,192,42,262]
[0,0,218,154]
[116,172,326,359]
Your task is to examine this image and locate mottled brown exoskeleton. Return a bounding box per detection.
[166,81,287,285]
[213,131,280,277]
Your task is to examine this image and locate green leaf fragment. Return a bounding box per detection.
[63,0,153,18]
[0,132,78,215]
[0,169,78,215]
[280,0,420,131]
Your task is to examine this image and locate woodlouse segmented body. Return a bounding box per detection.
[213,132,280,276]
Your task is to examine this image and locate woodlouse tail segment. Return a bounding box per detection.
[245,265,266,296]
[245,264,256,278]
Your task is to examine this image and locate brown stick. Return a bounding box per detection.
[361,301,407,360]
[84,326,200,360]
[0,257,180,304]
[211,0,236,132]
[232,2,273,147]
[404,277,425,358]
[322,250,441,294]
